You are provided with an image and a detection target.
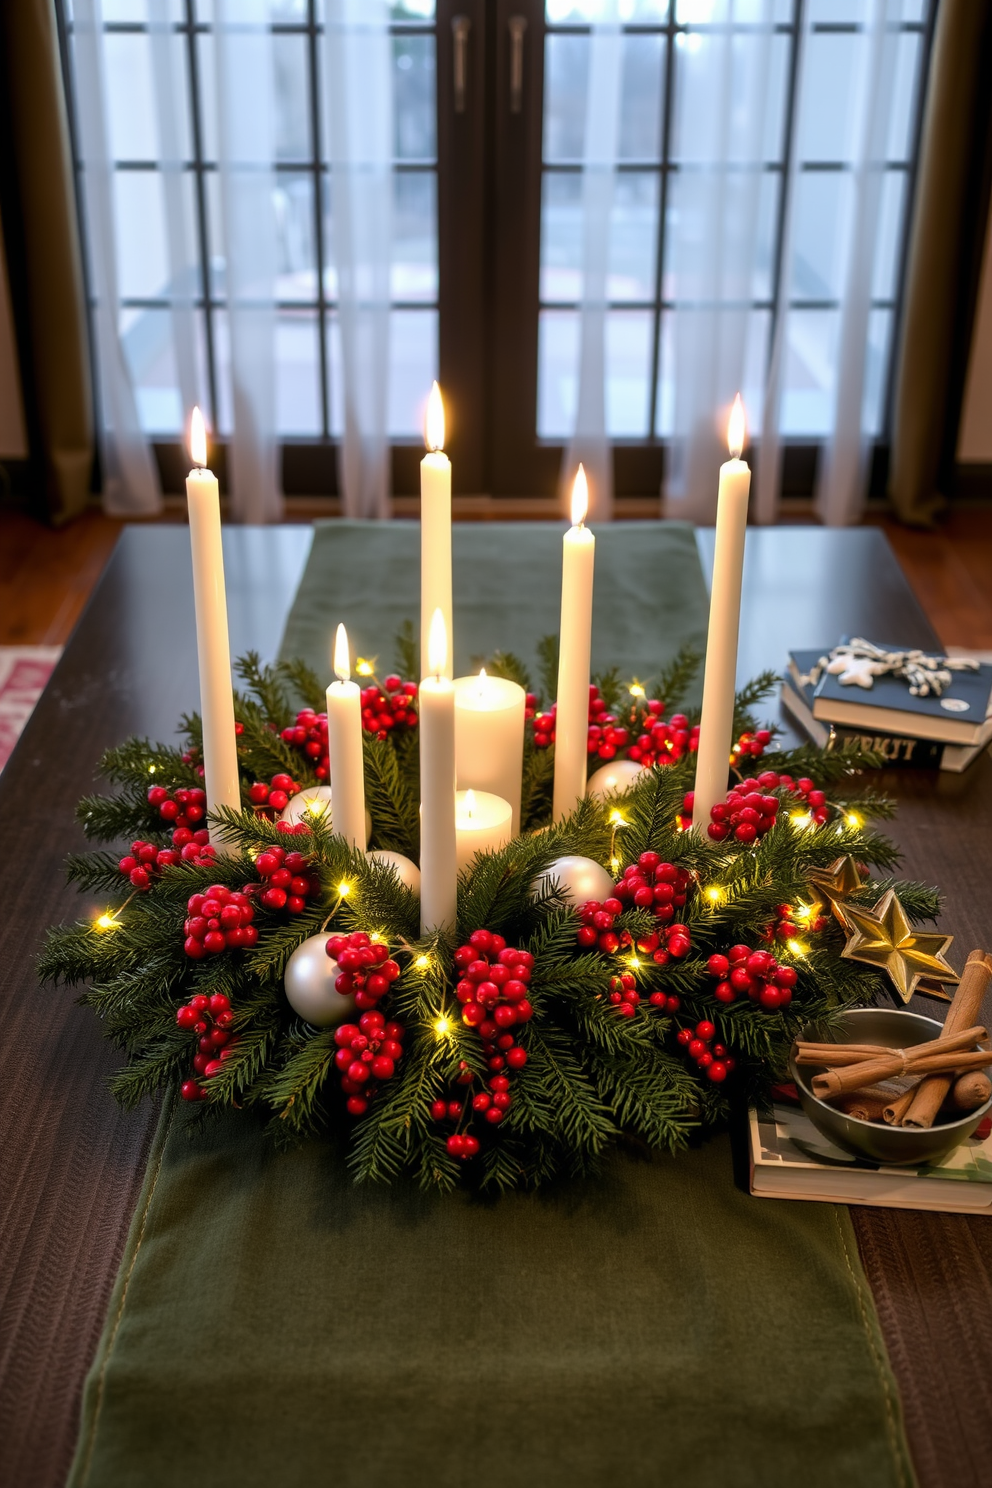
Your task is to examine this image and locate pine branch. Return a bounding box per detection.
[394,620,419,681]
[278,657,326,714]
[479,650,533,693]
[536,634,559,703]
[651,645,703,712]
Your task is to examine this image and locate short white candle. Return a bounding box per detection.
[454,669,525,834]
[185,407,241,847]
[421,382,453,681]
[552,465,596,823]
[692,395,752,834]
[325,624,367,851]
[455,788,513,872]
[419,608,458,933]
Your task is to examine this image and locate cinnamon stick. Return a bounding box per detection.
[812,1046,992,1100]
[833,1087,896,1122]
[883,1085,919,1125]
[944,1071,992,1114]
[903,951,992,1130]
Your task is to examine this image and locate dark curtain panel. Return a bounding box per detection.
[888,0,992,526]
[0,0,93,525]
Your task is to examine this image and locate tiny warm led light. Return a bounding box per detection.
[628,683,645,698]
[338,880,351,897]
[727,393,745,460]
[415,954,431,971]
[433,1014,453,1038]
[791,811,812,829]
[190,405,208,468]
[425,380,445,452]
[705,886,723,904]
[333,623,351,683]
[95,913,118,931]
[427,608,448,678]
[148,764,156,774]
[356,658,374,677]
[608,808,626,827]
[786,939,808,958]
[792,901,815,923]
[846,812,861,829]
[570,463,589,527]
[610,857,621,873]
[627,955,641,971]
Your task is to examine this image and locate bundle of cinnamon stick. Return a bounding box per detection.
[794,949,992,1129]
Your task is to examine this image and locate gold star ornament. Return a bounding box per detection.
[806,855,867,926]
[840,888,959,1004]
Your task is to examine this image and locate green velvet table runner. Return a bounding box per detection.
[69,521,914,1488]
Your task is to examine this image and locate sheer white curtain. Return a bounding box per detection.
[561,3,623,522]
[212,0,283,523]
[323,0,393,520]
[71,0,162,517]
[662,0,774,523]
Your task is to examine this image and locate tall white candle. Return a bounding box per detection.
[185,407,241,846]
[692,395,752,834]
[455,789,513,871]
[454,670,525,834]
[419,608,458,933]
[421,382,453,681]
[552,465,596,823]
[325,623,367,851]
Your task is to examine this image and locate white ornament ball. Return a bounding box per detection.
[283,934,356,1027]
[368,849,422,896]
[530,854,616,908]
[587,759,647,802]
[280,786,372,841]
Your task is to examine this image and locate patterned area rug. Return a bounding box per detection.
[0,647,62,771]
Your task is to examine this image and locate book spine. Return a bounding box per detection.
[827,727,943,768]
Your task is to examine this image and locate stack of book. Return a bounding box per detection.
[781,646,992,772]
[749,1099,992,1212]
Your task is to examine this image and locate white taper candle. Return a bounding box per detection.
[552,465,596,823]
[325,623,367,851]
[692,395,752,834]
[185,407,241,846]
[420,382,453,680]
[419,608,458,933]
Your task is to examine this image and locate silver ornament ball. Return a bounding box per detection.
[367,849,422,896]
[530,854,616,907]
[586,759,647,802]
[283,934,357,1027]
[280,785,372,841]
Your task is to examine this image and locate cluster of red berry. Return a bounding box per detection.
[247,772,300,816]
[627,705,698,768]
[360,675,419,742]
[612,853,692,928]
[177,991,238,1099]
[607,971,681,1018]
[183,885,257,958]
[280,709,329,780]
[765,901,829,946]
[431,930,532,1161]
[148,783,207,829]
[333,1011,405,1115]
[675,1020,735,1083]
[699,781,781,844]
[255,845,320,912]
[705,946,797,1008]
[532,684,630,762]
[325,930,402,1011]
[118,838,181,889]
[731,728,774,762]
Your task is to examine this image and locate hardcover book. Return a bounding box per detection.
[808,644,992,746]
[748,1100,992,1213]
[782,651,989,772]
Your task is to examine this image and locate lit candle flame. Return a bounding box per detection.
[570,463,589,527]
[333,622,351,683]
[727,394,745,461]
[190,406,208,469]
[425,381,445,452]
[464,788,476,820]
[427,607,447,677]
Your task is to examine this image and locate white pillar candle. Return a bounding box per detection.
[419,608,458,933]
[692,395,752,834]
[421,381,453,681]
[552,465,596,824]
[453,670,525,834]
[325,624,367,851]
[454,789,513,872]
[185,407,241,846]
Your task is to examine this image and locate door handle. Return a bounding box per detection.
[508,15,527,114]
[452,16,470,114]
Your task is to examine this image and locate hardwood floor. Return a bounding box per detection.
[2,500,992,650]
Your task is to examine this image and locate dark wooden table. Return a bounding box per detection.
[1,525,990,1488]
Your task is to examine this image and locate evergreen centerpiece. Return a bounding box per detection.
[39,637,946,1193]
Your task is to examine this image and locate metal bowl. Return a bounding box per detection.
[788,1007,992,1167]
